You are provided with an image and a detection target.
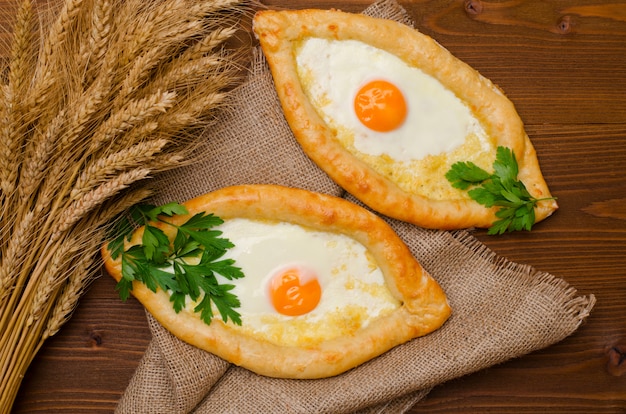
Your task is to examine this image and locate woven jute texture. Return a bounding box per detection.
[115,1,595,412]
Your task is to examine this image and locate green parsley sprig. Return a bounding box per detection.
[445,146,556,235]
[107,203,244,325]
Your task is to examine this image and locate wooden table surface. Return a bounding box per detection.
[8,0,626,412]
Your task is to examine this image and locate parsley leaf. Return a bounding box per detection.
[492,146,518,184]
[445,161,491,190]
[446,146,556,235]
[107,202,244,325]
[141,225,170,263]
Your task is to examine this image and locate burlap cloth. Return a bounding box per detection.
[114,1,596,412]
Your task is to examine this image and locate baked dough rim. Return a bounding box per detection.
[101,184,451,379]
[252,9,558,230]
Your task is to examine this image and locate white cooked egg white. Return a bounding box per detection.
[295,38,497,200]
[210,218,401,347]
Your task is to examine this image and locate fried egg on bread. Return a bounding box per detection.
[214,217,402,347]
[102,185,451,379]
[253,9,558,230]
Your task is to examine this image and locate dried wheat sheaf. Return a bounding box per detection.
[0,0,248,410]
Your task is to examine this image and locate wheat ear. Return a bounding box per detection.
[71,139,169,201]
[115,0,188,67]
[27,241,77,326]
[179,26,239,62]
[23,0,86,119]
[0,0,35,199]
[84,0,113,86]
[42,234,101,339]
[17,111,65,205]
[0,211,35,303]
[89,90,177,152]
[54,168,152,239]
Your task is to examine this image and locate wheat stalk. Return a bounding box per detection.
[0,0,248,411]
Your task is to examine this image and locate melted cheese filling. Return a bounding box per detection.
[295,37,497,200]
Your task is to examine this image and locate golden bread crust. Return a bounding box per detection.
[102,184,451,379]
[252,9,558,230]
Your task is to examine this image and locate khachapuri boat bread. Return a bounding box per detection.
[102,184,451,379]
[252,9,558,230]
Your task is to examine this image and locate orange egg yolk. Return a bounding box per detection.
[354,79,407,132]
[269,267,321,316]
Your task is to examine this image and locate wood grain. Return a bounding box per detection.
[6,0,626,412]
